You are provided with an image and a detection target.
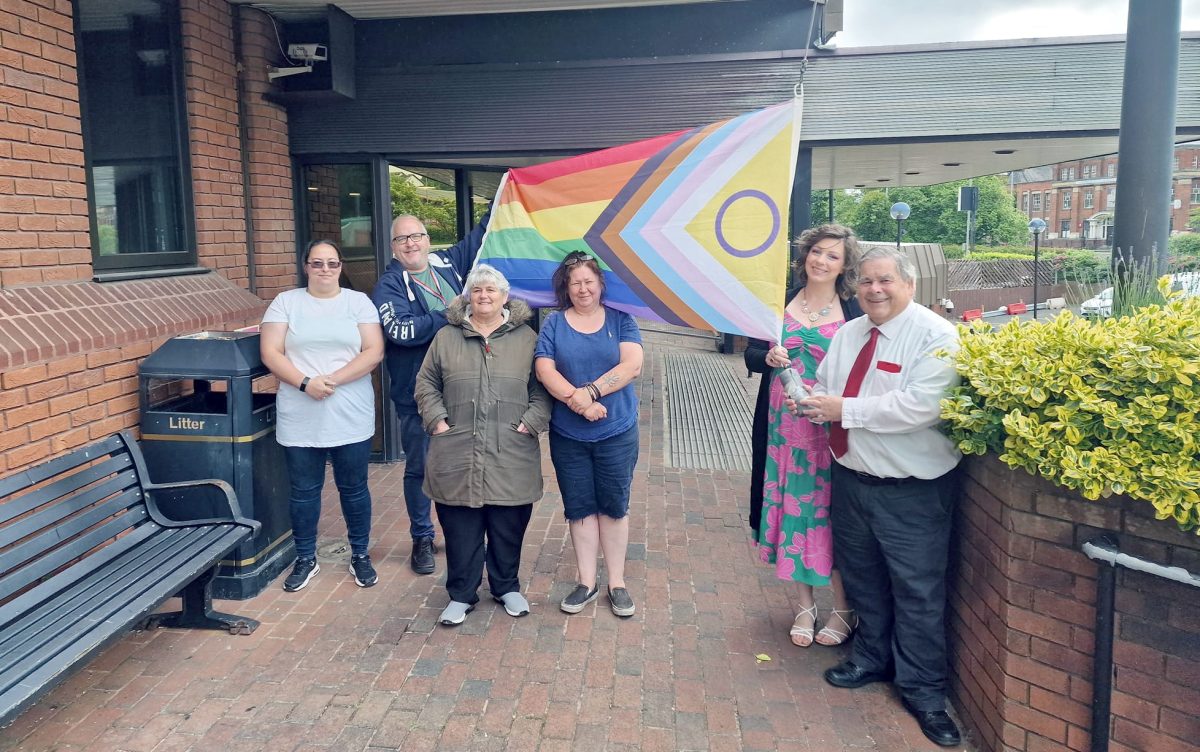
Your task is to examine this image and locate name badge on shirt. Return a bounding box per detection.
[876,361,902,373]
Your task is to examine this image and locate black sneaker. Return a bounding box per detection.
[608,587,635,617]
[411,537,436,575]
[560,583,599,614]
[283,557,319,592]
[349,554,378,587]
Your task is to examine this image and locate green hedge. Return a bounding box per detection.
[941,280,1200,532]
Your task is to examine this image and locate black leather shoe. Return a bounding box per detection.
[903,700,962,748]
[823,661,891,689]
[411,537,436,575]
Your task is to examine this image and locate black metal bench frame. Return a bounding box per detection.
[0,430,261,727]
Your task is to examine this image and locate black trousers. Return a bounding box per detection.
[436,502,533,605]
[830,462,959,711]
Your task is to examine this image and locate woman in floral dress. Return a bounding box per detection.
[746,225,863,647]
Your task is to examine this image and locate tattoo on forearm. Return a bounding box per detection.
[602,374,621,388]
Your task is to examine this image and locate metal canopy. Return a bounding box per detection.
[288,33,1200,189]
[227,0,731,21]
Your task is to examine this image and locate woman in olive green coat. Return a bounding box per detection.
[415,264,551,626]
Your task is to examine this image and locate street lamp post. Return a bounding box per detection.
[890,202,911,249]
[1029,218,1047,319]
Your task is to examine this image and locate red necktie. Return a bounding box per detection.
[829,327,880,459]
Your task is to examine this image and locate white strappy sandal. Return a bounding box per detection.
[790,605,818,647]
[816,609,858,647]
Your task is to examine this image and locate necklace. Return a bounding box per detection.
[799,293,837,322]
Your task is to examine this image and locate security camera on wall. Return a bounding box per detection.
[287,44,328,63]
[270,5,355,100]
[269,43,329,80]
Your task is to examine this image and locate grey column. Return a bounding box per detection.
[1112,0,1182,275]
[790,146,813,243]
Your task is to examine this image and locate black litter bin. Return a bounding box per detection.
[139,331,292,599]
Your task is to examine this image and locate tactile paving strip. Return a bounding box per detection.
[664,350,754,471]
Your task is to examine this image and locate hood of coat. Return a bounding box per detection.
[445,295,533,332]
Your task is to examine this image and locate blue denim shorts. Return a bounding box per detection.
[549,424,639,521]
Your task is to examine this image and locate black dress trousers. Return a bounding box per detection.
[830,462,959,711]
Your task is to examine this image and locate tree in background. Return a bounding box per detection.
[838,175,1028,247]
[390,171,458,245]
[808,190,857,227]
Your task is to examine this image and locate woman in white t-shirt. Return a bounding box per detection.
[261,239,384,593]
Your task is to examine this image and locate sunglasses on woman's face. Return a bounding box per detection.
[307,260,342,269]
[563,251,592,267]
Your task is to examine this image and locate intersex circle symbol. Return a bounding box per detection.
[714,189,780,258]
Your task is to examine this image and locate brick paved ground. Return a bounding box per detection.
[2,331,972,751]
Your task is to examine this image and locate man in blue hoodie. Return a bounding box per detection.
[373,211,489,574]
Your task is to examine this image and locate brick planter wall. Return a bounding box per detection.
[950,454,1200,752]
[0,3,296,476]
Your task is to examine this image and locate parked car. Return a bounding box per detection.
[1169,271,1200,297]
[1081,273,1198,319]
[1081,287,1112,318]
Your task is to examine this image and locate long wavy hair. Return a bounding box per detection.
[791,224,861,299]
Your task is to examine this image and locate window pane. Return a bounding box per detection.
[389,166,457,246]
[78,0,191,261]
[302,163,375,292]
[468,170,504,225]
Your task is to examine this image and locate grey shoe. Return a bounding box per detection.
[560,584,599,614]
[608,587,635,617]
[494,591,530,617]
[438,600,474,626]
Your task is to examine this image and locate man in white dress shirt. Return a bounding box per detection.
[797,245,963,748]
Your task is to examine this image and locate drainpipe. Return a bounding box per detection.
[1081,535,1200,752]
[233,5,258,295]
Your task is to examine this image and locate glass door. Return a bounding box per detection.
[297,160,393,460]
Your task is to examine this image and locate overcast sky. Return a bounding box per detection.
[837,0,1200,48]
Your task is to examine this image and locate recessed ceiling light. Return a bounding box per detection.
[904,170,920,175]
[877,178,891,182]
[994,149,1016,155]
[854,184,865,188]
[942,162,962,167]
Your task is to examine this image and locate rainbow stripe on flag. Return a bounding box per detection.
[477,100,799,342]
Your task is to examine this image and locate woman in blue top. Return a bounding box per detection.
[535,251,644,618]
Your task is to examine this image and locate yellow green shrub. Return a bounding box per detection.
[940,281,1200,533]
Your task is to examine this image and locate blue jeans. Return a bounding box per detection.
[283,438,373,559]
[398,409,436,541]
[549,425,640,521]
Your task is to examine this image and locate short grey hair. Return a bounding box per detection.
[857,246,917,284]
[390,213,426,232]
[463,263,510,296]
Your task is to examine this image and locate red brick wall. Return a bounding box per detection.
[181,0,248,284]
[178,0,297,299]
[0,275,264,475]
[1014,147,1200,243]
[0,0,90,287]
[0,3,301,477]
[237,7,297,302]
[950,455,1200,752]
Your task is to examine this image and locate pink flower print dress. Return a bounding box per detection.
[756,312,845,586]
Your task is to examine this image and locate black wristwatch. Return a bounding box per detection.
[299,377,311,393]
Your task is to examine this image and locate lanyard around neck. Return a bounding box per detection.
[411,268,447,306]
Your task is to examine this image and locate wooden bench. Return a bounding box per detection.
[0,431,261,726]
